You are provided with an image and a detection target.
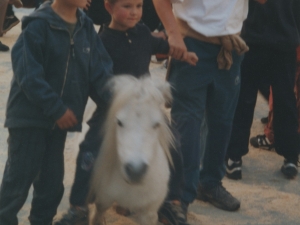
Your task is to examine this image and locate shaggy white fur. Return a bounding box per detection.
[88,75,174,225]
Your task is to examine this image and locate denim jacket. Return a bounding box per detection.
[5,2,113,131]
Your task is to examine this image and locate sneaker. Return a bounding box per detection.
[281,159,298,179]
[0,41,9,52]
[250,134,274,150]
[53,206,88,225]
[226,158,242,180]
[197,184,240,211]
[260,116,268,124]
[3,16,20,34]
[158,200,190,225]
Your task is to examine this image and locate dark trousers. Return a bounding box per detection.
[227,45,300,161]
[0,127,67,225]
[69,107,105,206]
[169,38,244,203]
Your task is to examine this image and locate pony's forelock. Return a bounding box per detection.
[105,75,174,164]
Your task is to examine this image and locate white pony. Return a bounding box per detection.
[88,75,174,225]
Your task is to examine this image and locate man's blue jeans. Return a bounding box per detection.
[169,37,244,204]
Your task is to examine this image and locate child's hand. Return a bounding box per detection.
[182,52,198,66]
[56,109,78,130]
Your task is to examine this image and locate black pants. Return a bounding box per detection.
[69,108,184,206]
[0,127,67,225]
[227,45,300,161]
[69,106,106,206]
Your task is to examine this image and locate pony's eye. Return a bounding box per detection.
[117,119,124,127]
[153,122,160,129]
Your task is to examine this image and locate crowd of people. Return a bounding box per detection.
[0,0,299,225]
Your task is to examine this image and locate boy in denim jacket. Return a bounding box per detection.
[0,0,113,224]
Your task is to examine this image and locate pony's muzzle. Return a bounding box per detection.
[125,162,148,183]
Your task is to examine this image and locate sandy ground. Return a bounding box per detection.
[0,8,299,225]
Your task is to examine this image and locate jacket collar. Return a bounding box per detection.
[22,1,86,31]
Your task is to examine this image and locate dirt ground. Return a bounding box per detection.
[0,8,299,225]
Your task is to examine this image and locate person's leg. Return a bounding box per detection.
[226,47,269,161]
[158,125,189,225]
[0,128,49,225]
[69,107,106,206]
[29,128,67,225]
[0,0,9,36]
[199,50,243,187]
[169,38,213,205]
[158,38,211,225]
[264,88,274,144]
[8,0,22,8]
[5,4,13,17]
[54,106,106,225]
[226,45,274,168]
[249,86,275,151]
[195,48,244,211]
[164,126,184,202]
[295,49,300,132]
[0,40,9,51]
[271,49,299,178]
[2,3,19,34]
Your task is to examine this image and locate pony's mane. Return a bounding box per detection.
[88,75,174,203]
[99,75,174,171]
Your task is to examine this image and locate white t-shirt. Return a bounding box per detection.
[173,0,249,37]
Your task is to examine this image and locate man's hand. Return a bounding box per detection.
[56,109,78,130]
[168,32,187,61]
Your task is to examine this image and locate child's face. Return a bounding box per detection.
[106,0,143,31]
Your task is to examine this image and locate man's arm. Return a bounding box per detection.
[152,0,187,60]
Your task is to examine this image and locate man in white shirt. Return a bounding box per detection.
[153,1,266,224]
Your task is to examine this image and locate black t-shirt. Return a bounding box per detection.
[99,23,169,78]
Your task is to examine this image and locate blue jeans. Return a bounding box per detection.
[169,38,243,204]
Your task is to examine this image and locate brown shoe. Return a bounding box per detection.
[197,184,240,211]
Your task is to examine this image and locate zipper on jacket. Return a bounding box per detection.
[52,49,71,130]
[50,24,81,129]
[71,38,75,58]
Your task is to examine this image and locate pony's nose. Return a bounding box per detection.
[125,162,148,183]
